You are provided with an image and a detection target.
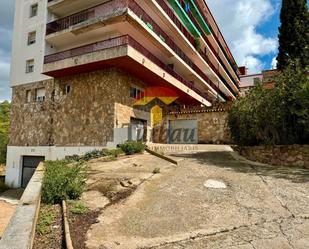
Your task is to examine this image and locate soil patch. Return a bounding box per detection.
[33,204,65,249]
[68,204,100,249]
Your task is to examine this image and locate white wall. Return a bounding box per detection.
[10,0,51,87]
[5,145,109,188]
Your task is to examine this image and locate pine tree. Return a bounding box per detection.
[277,0,309,70]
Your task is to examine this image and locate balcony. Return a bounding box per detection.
[47,0,105,17]
[46,0,127,35]
[44,35,213,106]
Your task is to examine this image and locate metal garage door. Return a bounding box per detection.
[169,119,198,144]
[22,156,45,188]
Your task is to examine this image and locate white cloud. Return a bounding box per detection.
[271,56,277,69]
[207,0,278,74]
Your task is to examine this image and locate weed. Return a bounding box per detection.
[36,206,55,235]
[68,201,89,215]
[152,168,161,174]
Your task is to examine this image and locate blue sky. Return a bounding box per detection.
[0,0,291,101]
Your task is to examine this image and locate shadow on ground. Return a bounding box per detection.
[170,151,309,183]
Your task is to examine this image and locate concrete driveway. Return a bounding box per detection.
[85,146,309,249]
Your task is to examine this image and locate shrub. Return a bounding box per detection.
[80,150,105,161]
[229,61,309,146]
[119,141,145,155]
[42,160,86,204]
[103,148,123,159]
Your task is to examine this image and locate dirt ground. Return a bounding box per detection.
[0,189,23,238]
[82,147,309,249]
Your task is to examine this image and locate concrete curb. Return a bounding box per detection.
[62,200,74,249]
[145,148,178,165]
[0,163,44,249]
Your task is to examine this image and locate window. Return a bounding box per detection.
[30,3,38,18]
[26,90,31,103]
[130,86,144,99]
[35,88,45,102]
[27,31,36,45]
[26,59,34,73]
[64,85,71,94]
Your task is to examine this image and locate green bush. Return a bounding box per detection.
[103,148,123,159]
[119,141,145,155]
[42,160,86,204]
[229,61,309,146]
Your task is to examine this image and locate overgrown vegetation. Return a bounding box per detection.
[0,101,10,164]
[119,141,145,155]
[229,62,309,146]
[42,160,86,204]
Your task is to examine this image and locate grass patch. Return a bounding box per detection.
[68,200,89,215]
[36,206,55,235]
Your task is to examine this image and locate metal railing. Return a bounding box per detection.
[44,35,211,102]
[156,0,238,94]
[46,0,127,35]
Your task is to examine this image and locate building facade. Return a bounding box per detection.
[7,0,240,187]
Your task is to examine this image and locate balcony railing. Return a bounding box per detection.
[46,0,127,35]
[44,35,212,102]
[156,0,239,94]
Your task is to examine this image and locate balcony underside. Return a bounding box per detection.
[45,56,204,105]
[48,0,105,17]
[43,44,211,106]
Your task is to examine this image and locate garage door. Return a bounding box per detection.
[169,119,198,144]
[22,156,45,188]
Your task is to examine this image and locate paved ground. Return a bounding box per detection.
[0,189,23,237]
[85,146,309,249]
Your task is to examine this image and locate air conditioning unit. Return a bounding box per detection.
[36,96,45,102]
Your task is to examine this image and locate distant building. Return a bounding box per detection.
[239,67,278,96]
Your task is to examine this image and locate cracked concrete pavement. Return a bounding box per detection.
[85,147,309,249]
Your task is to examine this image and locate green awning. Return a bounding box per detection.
[186,0,211,35]
[167,0,201,38]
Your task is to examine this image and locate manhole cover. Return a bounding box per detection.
[204,179,227,189]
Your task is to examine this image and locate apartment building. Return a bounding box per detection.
[7,0,240,187]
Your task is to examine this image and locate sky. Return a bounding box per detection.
[0,0,285,101]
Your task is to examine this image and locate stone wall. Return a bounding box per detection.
[153,110,232,144]
[237,145,309,168]
[10,68,149,147]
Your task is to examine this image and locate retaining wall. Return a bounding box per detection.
[0,163,44,249]
[237,145,309,168]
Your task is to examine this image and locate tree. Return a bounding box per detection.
[229,61,309,146]
[0,101,11,164]
[277,0,309,70]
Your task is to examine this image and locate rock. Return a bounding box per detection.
[204,179,227,189]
